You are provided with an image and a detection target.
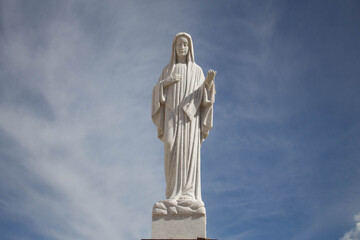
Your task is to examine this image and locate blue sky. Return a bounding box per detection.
[0,0,360,240]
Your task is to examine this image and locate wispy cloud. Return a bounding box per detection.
[341,214,360,240]
[0,1,177,239]
[2,1,360,240]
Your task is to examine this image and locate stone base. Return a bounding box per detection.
[152,214,206,239]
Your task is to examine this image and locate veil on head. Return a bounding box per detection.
[170,32,195,65]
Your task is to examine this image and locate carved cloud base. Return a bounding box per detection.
[152,214,206,239]
[152,199,206,215]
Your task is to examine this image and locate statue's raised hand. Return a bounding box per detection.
[163,74,182,88]
[205,69,217,86]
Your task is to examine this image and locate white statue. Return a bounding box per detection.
[151,32,216,215]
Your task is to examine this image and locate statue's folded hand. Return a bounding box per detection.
[163,74,182,88]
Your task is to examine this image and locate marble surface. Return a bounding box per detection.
[151,32,216,239]
[151,32,216,210]
[152,214,206,239]
[152,198,206,215]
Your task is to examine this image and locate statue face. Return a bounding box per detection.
[175,36,189,58]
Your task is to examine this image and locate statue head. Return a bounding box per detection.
[170,32,194,65]
[175,36,189,61]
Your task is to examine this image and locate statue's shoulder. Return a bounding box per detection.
[192,63,204,75]
[193,63,202,71]
[161,63,203,75]
[192,62,201,69]
[162,64,172,75]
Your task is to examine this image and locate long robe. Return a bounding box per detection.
[151,62,215,201]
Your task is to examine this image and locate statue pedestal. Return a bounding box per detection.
[151,214,206,239]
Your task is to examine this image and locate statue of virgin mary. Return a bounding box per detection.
[151,32,216,215]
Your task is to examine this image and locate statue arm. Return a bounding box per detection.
[201,70,216,142]
[151,71,166,141]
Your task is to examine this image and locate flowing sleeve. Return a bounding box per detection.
[201,81,216,142]
[152,70,167,141]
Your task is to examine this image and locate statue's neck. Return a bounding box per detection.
[176,55,187,64]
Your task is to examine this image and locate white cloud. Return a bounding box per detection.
[341,213,360,240]
[3,1,358,240]
[0,1,180,239]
